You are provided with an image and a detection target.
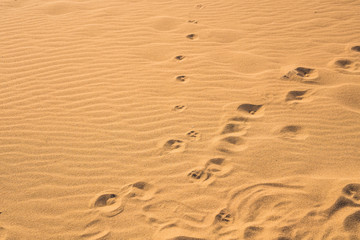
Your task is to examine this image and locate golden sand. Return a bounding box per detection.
[0,0,360,239]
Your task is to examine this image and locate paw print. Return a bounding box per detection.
[173,105,186,112]
[215,209,233,225]
[176,75,188,82]
[186,130,200,141]
[175,55,185,61]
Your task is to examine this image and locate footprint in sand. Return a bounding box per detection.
[330,58,360,74]
[281,67,319,83]
[351,46,360,52]
[186,34,198,40]
[188,158,232,185]
[343,210,360,232]
[325,183,360,217]
[173,105,187,112]
[214,208,234,226]
[186,130,201,141]
[188,20,198,24]
[123,181,157,201]
[89,191,124,217]
[196,4,204,9]
[237,104,264,118]
[323,184,360,234]
[175,55,185,61]
[176,75,188,82]
[220,122,248,135]
[214,136,247,154]
[160,139,186,154]
[187,169,212,183]
[277,125,308,140]
[89,181,157,217]
[285,90,310,102]
[214,113,250,153]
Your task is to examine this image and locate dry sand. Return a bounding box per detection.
[0,0,360,239]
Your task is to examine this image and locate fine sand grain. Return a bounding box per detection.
[0,0,360,239]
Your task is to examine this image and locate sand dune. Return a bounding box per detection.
[0,0,360,239]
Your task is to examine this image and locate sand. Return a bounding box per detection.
[0,0,360,239]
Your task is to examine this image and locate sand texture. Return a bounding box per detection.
[1,0,360,239]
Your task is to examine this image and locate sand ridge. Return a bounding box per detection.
[0,0,360,239]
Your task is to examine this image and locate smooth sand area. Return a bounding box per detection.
[0,0,360,239]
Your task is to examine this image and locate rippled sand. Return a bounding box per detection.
[0,0,360,239]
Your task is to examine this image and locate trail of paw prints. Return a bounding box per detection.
[187,157,232,186]
[213,103,264,154]
[281,67,320,84]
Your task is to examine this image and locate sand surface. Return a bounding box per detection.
[1,0,360,239]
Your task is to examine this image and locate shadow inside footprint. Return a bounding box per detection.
[124,181,156,201]
[335,59,353,68]
[215,136,246,153]
[175,55,185,61]
[343,210,360,232]
[186,34,197,40]
[237,104,264,116]
[278,125,307,140]
[160,139,186,155]
[173,105,186,112]
[89,192,124,217]
[206,157,225,166]
[285,90,308,102]
[351,46,360,52]
[176,75,188,82]
[223,136,244,145]
[294,67,314,77]
[221,123,245,135]
[163,139,184,151]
